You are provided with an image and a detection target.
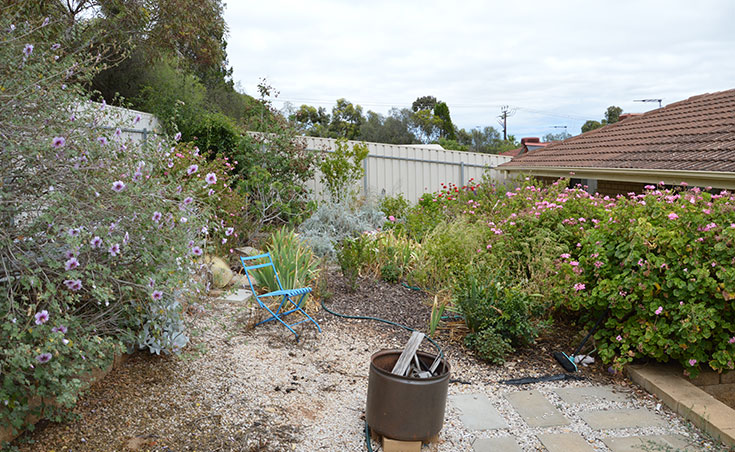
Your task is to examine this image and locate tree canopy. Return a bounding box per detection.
[581,105,623,133]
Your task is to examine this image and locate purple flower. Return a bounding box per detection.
[655,306,663,315]
[667,212,679,220]
[90,236,102,248]
[729,337,735,344]
[560,253,571,259]
[42,17,49,26]
[36,353,52,364]
[52,136,66,148]
[133,114,141,124]
[111,180,125,192]
[51,43,61,50]
[64,257,79,271]
[34,310,49,325]
[208,189,215,196]
[133,171,142,181]
[114,128,122,138]
[225,227,234,236]
[64,249,76,259]
[123,231,130,244]
[148,277,155,288]
[52,325,68,334]
[187,164,198,175]
[183,196,193,205]
[388,215,396,222]
[63,279,82,291]
[174,132,182,141]
[108,243,120,257]
[68,228,80,237]
[616,335,623,342]
[97,136,108,146]
[205,173,217,185]
[574,283,585,292]
[23,43,33,58]
[688,359,697,366]
[152,211,162,222]
[151,290,163,301]
[192,246,203,256]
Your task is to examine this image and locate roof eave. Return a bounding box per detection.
[500,166,735,190]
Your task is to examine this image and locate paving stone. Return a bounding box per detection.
[554,386,626,405]
[603,434,698,451]
[473,436,523,452]
[221,289,252,302]
[579,408,666,430]
[450,394,508,430]
[537,433,595,451]
[505,390,570,427]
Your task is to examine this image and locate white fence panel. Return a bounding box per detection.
[294,136,512,204]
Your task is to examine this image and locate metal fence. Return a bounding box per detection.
[297,136,512,203]
[84,103,163,143]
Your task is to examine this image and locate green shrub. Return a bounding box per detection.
[319,139,369,202]
[187,111,242,157]
[252,229,320,306]
[336,234,376,290]
[379,193,410,219]
[453,267,546,363]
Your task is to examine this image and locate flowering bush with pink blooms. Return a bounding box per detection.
[368,175,735,374]
[0,9,233,435]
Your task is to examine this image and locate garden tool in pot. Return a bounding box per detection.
[553,308,608,373]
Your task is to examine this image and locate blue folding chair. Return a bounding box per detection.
[240,252,321,340]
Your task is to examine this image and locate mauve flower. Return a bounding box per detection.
[208,189,215,196]
[205,173,217,185]
[97,136,108,145]
[616,335,623,341]
[64,257,79,271]
[52,136,65,148]
[133,114,141,124]
[90,236,102,248]
[23,43,33,58]
[42,17,49,26]
[111,180,125,192]
[192,246,203,256]
[225,227,234,236]
[52,325,68,334]
[574,283,585,292]
[51,43,60,50]
[151,290,163,301]
[560,253,571,259]
[133,171,142,181]
[688,359,697,366]
[729,337,735,344]
[187,164,198,175]
[36,353,52,364]
[108,243,120,257]
[174,132,182,141]
[68,228,80,237]
[655,306,663,315]
[35,310,49,324]
[183,197,193,205]
[152,211,162,222]
[63,279,82,291]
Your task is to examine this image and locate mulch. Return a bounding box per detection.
[317,269,620,385]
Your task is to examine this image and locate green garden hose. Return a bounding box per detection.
[320,299,444,452]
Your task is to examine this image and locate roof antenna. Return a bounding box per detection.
[633,99,663,108]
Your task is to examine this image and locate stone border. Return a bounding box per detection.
[627,363,735,448]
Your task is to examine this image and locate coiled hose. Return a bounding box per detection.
[320,299,444,452]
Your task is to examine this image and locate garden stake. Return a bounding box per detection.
[553,308,609,373]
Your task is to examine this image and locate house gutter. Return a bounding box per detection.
[500,166,735,190]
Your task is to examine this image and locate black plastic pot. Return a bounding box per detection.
[366,349,450,441]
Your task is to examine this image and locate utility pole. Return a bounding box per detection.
[497,105,515,140]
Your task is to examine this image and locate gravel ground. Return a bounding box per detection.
[12,272,728,452]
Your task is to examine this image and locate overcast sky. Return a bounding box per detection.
[224,1,735,139]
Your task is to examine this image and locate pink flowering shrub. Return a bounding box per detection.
[0,9,230,434]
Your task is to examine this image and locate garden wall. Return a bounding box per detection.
[297,136,512,203]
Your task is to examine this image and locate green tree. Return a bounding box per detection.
[329,98,364,140]
[292,104,331,136]
[433,101,456,140]
[543,131,572,142]
[412,95,438,112]
[359,109,417,144]
[581,106,623,133]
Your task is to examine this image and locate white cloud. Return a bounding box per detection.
[225,0,735,137]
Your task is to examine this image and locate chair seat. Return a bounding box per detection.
[259,287,312,298]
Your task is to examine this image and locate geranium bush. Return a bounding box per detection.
[0,8,234,436]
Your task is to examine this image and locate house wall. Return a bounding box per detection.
[595,179,648,197]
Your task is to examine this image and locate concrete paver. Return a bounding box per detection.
[579,408,666,430]
[603,434,698,451]
[473,436,523,452]
[450,394,509,430]
[554,386,626,405]
[221,289,252,302]
[537,433,595,451]
[505,390,570,428]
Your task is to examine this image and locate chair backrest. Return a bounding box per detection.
[240,252,283,293]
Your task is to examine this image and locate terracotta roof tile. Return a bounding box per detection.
[501,89,735,172]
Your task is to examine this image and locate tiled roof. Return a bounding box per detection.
[501,89,735,172]
[499,147,522,157]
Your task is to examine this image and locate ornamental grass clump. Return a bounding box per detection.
[0,7,235,434]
